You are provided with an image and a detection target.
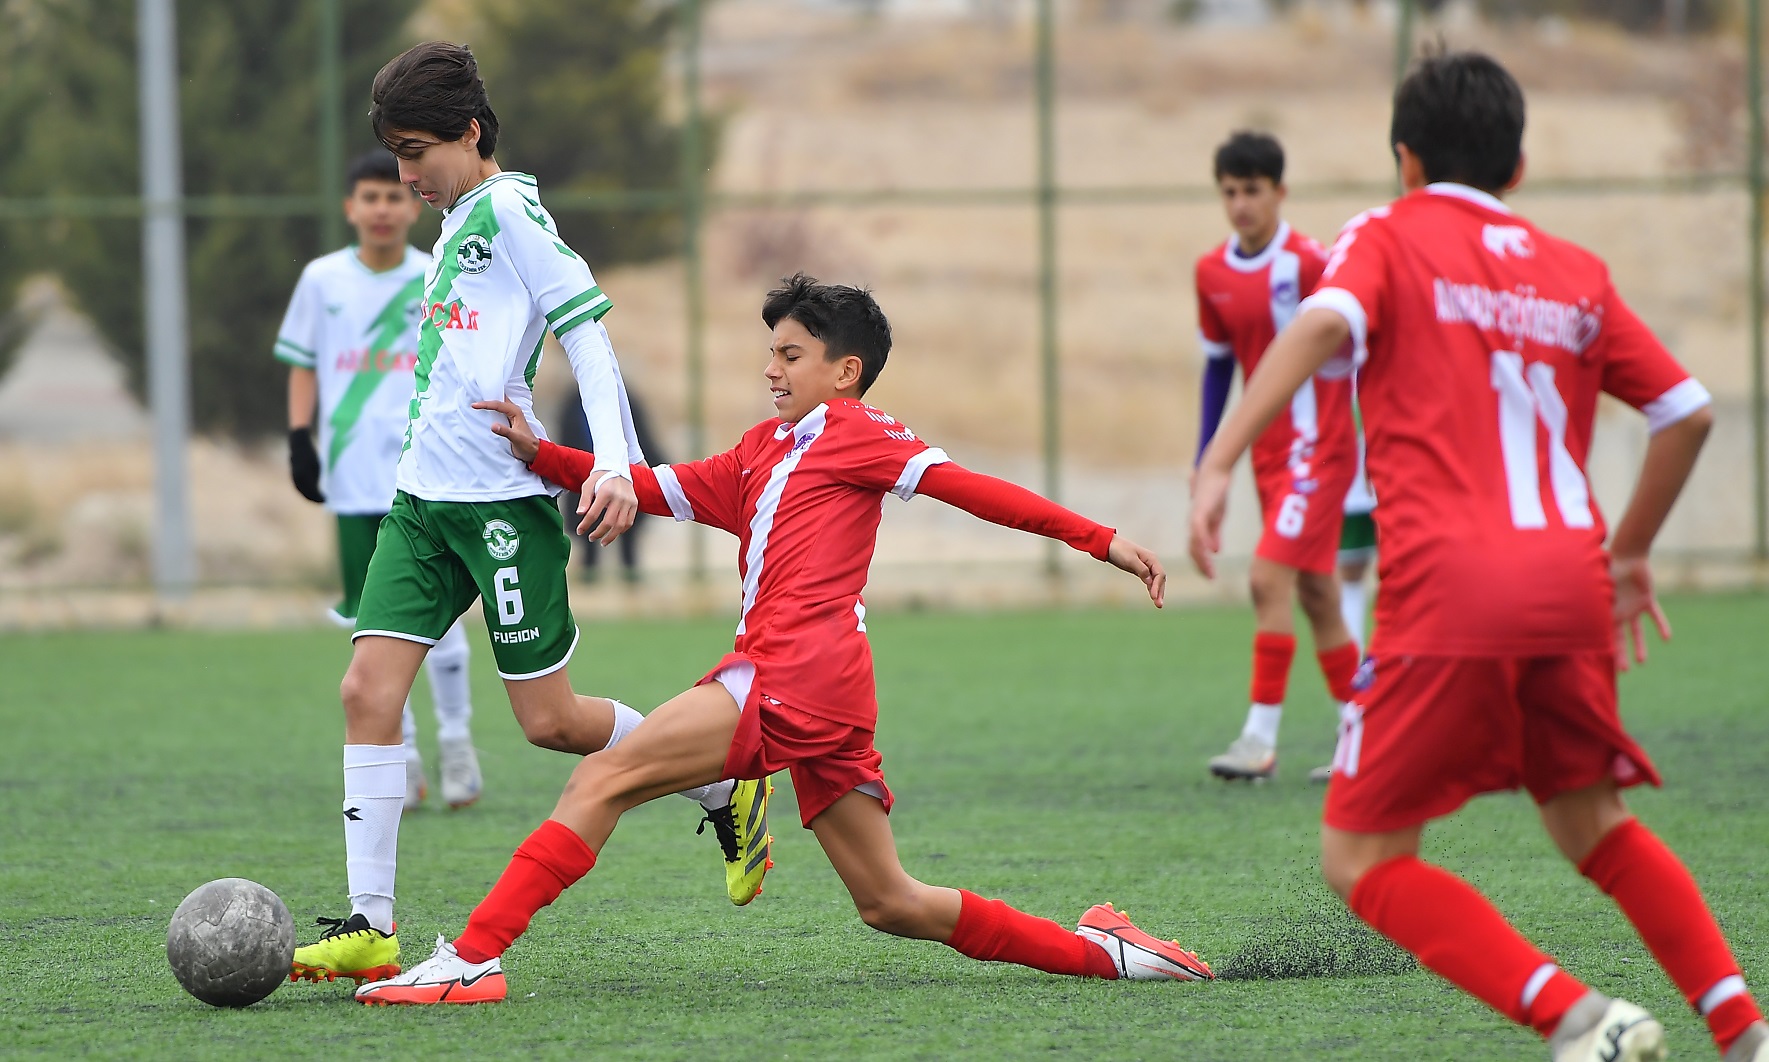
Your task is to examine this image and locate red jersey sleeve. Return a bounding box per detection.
[1302,206,1395,372]
[1194,258,1233,360]
[1596,287,1713,433]
[824,403,952,499]
[915,462,1115,560]
[528,439,746,532]
[1297,236,1328,299]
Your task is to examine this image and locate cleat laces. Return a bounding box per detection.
[696,805,741,863]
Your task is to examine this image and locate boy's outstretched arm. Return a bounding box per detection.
[1608,405,1712,670]
[913,463,1166,608]
[1189,307,1348,578]
[472,399,674,527]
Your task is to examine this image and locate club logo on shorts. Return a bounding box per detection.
[457,234,493,274]
[1351,656,1377,693]
[482,519,520,560]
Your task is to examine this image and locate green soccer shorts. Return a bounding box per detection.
[353,492,578,680]
[329,514,386,626]
[1338,510,1377,561]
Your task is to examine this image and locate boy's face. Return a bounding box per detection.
[1216,174,1285,248]
[385,122,485,211]
[343,179,421,248]
[765,317,862,423]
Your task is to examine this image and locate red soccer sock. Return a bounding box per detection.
[1250,631,1297,705]
[946,890,1119,979]
[1579,818,1762,1051]
[453,819,597,964]
[1316,641,1361,703]
[1350,855,1587,1035]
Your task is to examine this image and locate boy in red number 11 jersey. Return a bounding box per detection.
[355,274,1213,1004]
[1191,51,1763,1062]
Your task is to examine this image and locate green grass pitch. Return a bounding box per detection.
[2,595,1765,1059]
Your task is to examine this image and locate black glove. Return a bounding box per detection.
[289,427,325,503]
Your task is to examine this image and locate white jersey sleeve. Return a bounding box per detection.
[274,265,323,369]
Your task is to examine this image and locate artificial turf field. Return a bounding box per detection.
[2,594,1765,1060]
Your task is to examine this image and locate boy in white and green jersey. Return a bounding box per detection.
[289,42,769,989]
[276,151,481,813]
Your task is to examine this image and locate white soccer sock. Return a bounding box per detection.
[426,621,473,743]
[1340,579,1368,654]
[602,699,733,810]
[400,700,418,753]
[343,744,405,934]
[1242,703,1282,747]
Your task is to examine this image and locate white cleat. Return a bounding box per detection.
[356,936,507,1005]
[438,736,483,809]
[1725,1023,1769,1062]
[1549,994,1666,1062]
[1208,735,1277,781]
[404,747,428,810]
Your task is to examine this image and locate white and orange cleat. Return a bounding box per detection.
[1075,903,1213,982]
[355,936,506,1006]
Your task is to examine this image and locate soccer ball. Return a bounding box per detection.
[165,878,296,1007]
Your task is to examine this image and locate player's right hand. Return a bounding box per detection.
[288,427,325,504]
[1106,535,1166,608]
[578,472,637,544]
[1188,462,1231,579]
[471,399,541,464]
[1611,553,1671,671]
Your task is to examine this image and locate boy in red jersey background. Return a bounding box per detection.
[1191,51,1764,1062]
[354,275,1214,1004]
[1194,132,1361,783]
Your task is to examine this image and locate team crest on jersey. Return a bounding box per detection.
[482,519,520,560]
[1481,224,1534,260]
[457,234,493,274]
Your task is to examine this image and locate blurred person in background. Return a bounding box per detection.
[1192,131,1361,785]
[554,386,665,584]
[277,149,482,814]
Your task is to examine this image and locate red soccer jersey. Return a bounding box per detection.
[1304,184,1711,656]
[529,398,1115,728]
[1196,221,1357,474]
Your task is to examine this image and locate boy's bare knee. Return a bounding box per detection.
[1319,853,1361,902]
[1296,573,1339,620]
[853,884,942,939]
[519,713,575,752]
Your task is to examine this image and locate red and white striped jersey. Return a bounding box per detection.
[1196,221,1357,475]
[649,399,948,726]
[1305,183,1711,656]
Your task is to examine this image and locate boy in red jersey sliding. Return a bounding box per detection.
[1195,132,1361,783]
[354,275,1213,1004]
[1191,51,1764,1062]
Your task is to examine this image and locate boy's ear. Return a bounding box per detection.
[841,354,864,391]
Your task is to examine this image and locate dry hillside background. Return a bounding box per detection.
[1,1,1761,617]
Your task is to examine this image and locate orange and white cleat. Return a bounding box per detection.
[355,936,506,1005]
[1075,903,1214,982]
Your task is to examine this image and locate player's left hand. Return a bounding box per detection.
[578,472,637,544]
[472,398,541,464]
[1611,553,1671,671]
[1107,535,1166,608]
[1188,462,1232,579]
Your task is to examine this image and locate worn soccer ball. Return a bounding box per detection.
[166,878,296,1007]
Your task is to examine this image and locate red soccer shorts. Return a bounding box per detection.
[1323,652,1661,833]
[1252,451,1353,575]
[701,656,894,829]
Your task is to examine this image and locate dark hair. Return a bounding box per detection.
[370,42,500,159]
[761,273,892,394]
[345,150,405,193]
[1213,131,1285,184]
[1391,49,1524,193]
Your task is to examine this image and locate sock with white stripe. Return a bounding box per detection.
[343,744,405,934]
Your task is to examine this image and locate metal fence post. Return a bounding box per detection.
[137,0,194,598]
[318,0,343,253]
[1393,0,1415,86]
[1035,0,1060,577]
[681,0,708,584]
[1750,0,1767,560]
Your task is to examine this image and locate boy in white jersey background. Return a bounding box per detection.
[289,42,766,989]
[278,150,482,814]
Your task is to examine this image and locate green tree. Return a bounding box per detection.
[0,0,702,438]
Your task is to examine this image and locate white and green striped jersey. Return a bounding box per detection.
[274,245,428,515]
[398,171,635,502]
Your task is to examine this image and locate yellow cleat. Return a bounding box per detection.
[697,778,775,906]
[289,914,400,985]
